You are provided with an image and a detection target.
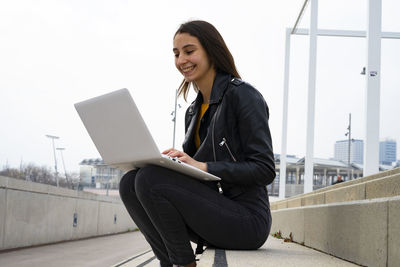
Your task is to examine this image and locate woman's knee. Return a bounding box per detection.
[135,165,167,196]
[119,169,138,199]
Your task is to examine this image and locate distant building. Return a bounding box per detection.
[273,154,397,198]
[79,158,125,189]
[379,139,397,165]
[272,155,365,197]
[334,139,364,164]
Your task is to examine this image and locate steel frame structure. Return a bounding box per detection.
[279,0,400,198]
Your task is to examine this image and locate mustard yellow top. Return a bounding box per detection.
[194,104,209,149]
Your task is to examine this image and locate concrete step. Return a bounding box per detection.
[271,195,400,267]
[272,168,400,210]
[272,167,400,209]
[198,237,359,266]
[117,237,359,266]
[112,249,157,266]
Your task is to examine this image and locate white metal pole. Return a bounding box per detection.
[364,0,381,176]
[57,148,70,187]
[347,114,352,180]
[304,0,318,193]
[46,135,59,187]
[279,28,291,199]
[51,139,59,187]
[172,88,178,149]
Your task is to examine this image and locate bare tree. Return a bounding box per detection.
[0,163,76,189]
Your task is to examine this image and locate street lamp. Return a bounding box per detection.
[56,147,70,188]
[46,134,59,187]
[344,114,352,180]
[171,88,182,148]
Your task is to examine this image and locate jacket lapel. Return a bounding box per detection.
[182,94,202,156]
[182,72,232,156]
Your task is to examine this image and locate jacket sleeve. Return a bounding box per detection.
[206,85,276,186]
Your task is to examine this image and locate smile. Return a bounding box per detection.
[181,65,195,73]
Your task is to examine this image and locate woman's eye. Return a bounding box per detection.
[174,53,179,58]
[186,50,194,55]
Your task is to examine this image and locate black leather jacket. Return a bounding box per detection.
[182,72,276,216]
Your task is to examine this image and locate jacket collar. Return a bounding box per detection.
[183,72,232,156]
[194,72,232,105]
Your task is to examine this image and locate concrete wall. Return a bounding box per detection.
[271,167,400,210]
[0,176,136,251]
[270,167,400,266]
[271,196,400,267]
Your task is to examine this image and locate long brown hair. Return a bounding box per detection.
[174,20,241,100]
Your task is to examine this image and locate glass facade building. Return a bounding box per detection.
[379,139,397,165]
[334,139,364,164]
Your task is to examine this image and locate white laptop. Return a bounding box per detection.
[74,88,220,181]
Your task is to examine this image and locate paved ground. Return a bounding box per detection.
[0,231,150,267]
[222,237,360,267]
[0,231,361,267]
[118,236,360,267]
[0,195,358,267]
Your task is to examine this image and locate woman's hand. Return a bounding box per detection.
[162,148,208,172]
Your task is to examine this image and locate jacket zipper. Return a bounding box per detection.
[219,137,237,162]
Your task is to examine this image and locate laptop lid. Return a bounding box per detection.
[74,88,161,165]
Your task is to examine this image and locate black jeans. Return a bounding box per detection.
[119,165,270,266]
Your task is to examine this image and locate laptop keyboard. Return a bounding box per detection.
[160,154,199,170]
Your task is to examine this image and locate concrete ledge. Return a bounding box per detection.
[197,236,358,267]
[0,176,120,202]
[302,192,325,206]
[6,177,49,195]
[389,197,400,267]
[270,208,304,243]
[0,189,6,250]
[320,167,400,194]
[270,169,400,266]
[366,173,400,199]
[118,237,358,266]
[78,190,98,201]
[286,197,302,208]
[275,201,287,210]
[272,168,400,211]
[324,183,365,204]
[304,199,387,267]
[272,196,400,267]
[48,185,77,198]
[97,194,121,203]
[0,176,136,250]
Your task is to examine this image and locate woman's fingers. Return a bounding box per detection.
[162,148,186,158]
[162,149,205,171]
[177,154,189,162]
[161,148,175,154]
[162,148,204,169]
[170,150,185,158]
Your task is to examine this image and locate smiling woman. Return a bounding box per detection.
[119,20,275,267]
[173,21,241,103]
[173,33,215,102]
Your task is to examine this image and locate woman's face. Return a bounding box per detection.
[173,33,214,84]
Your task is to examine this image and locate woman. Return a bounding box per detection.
[119,20,275,267]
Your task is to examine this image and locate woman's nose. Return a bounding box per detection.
[176,54,187,65]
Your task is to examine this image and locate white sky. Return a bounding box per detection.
[0,0,399,174]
